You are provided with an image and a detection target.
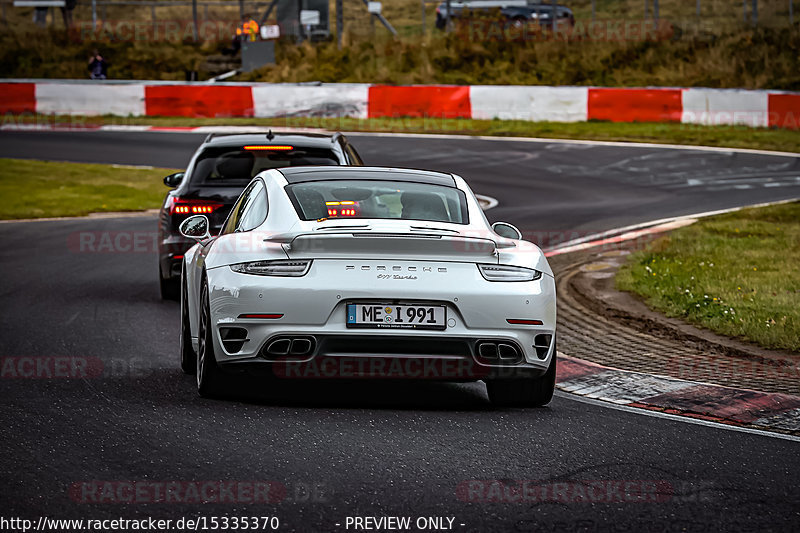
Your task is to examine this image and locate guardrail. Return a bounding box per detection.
[1,80,798,130]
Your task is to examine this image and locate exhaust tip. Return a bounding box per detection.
[478,342,498,359]
[476,341,522,364]
[266,339,291,356]
[498,343,518,360]
[263,336,316,359]
[290,338,313,355]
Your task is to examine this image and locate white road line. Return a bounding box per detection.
[99,125,153,132]
[545,219,697,257]
[544,197,800,255]
[24,124,797,158]
[345,131,800,158]
[664,175,800,189]
[554,391,800,443]
[111,163,154,170]
[474,194,499,210]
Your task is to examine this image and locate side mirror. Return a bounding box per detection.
[164,172,185,188]
[492,221,522,240]
[179,215,210,241]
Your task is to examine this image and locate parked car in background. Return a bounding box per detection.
[436,0,575,30]
[158,131,364,299]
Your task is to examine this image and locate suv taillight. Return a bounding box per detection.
[167,197,224,216]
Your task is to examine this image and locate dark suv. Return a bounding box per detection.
[157,131,364,299]
[436,1,574,30]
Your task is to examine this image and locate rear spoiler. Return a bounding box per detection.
[281,232,499,263]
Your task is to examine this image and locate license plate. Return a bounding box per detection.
[346,304,447,330]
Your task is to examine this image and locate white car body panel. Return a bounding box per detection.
[207,260,556,365]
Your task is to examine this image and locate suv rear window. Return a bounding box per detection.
[191,146,340,186]
[285,179,469,224]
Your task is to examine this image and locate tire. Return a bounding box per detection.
[196,279,228,398]
[179,272,196,375]
[486,350,557,408]
[159,266,179,300]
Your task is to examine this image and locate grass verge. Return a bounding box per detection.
[0,158,177,219]
[616,201,800,352]
[13,114,800,153]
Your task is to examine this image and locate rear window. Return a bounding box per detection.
[285,180,469,224]
[191,146,340,186]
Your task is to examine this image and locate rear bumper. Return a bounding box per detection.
[219,355,548,381]
[159,234,195,280]
[216,333,553,381]
[202,259,557,380]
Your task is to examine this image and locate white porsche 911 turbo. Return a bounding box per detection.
[178,166,557,407]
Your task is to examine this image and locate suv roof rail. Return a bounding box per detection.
[331,132,343,144]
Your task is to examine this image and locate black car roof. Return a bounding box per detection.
[204,131,340,150]
[278,167,457,187]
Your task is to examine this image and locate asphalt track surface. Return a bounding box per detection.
[1,131,799,532]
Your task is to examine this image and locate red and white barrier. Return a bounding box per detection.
[1,80,797,129]
[682,88,769,128]
[588,87,683,123]
[253,83,369,119]
[37,82,146,117]
[470,86,587,122]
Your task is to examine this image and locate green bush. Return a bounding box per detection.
[237,23,800,89]
[1,19,798,89]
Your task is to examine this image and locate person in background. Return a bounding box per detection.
[33,6,48,27]
[226,15,259,55]
[88,50,109,80]
[60,0,76,29]
[237,15,259,42]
